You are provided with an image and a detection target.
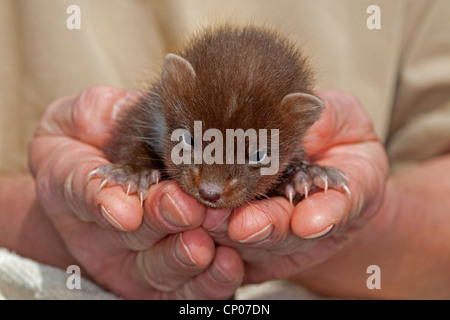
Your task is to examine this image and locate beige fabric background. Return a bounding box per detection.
[0,0,450,172]
[0,0,449,300]
[1,0,449,174]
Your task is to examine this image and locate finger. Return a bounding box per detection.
[119,181,207,250]
[292,90,389,237]
[33,85,144,147]
[291,141,388,238]
[30,137,144,234]
[223,198,293,248]
[29,86,147,232]
[131,228,216,293]
[56,149,206,238]
[34,136,205,241]
[166,246,244,299]
[291,190,349,238]
[202,208,232,240]
[304,90,379,156]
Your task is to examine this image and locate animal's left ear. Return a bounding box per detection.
[161,53,196,87]
[280,93,324,129]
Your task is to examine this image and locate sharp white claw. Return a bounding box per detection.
[87,168,98,182]
[322,176,328,195]
[285,184,295,205]
[140,192,144,207]
[342,183,352,199]
[304,184,309,199]
[97,179,109,192]
[126,184,131,198]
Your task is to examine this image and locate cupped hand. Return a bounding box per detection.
[202,90,389,284]
[28,86,244,299]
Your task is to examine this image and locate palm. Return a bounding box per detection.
[29,86,244,299]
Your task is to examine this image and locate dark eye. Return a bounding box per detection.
[249,149,267,165]
[182,132,194,149]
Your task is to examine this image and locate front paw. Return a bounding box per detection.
[88,164,161,206]
[280,162,351,204]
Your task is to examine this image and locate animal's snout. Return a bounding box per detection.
[198,182,223,203]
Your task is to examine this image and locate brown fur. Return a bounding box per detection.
[103,25,322,208]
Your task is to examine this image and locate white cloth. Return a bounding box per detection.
[0,248,119,300]
[0,247,325,300]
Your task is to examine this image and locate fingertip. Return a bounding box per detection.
[228,198,292,244]
[95,185,144,231]
[73,86,146,147]
[203,208,232,233]
[178,228,215,268]
[211,246,244,284]
[86,172,144,231]
[197,246,243,299]
[291,190,349,239]
[131,228,216,295]
[147,181,206,230]
[74,86,127,144]
[165,244,243,299]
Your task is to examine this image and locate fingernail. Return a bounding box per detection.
[302,224,334,239]
[174,233,197,266]
[204,209,232,232]
[100,204,126,231]
[237,223,273,244]
[160,193,189,227]
[209,262,232,282]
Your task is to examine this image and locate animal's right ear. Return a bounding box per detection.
[280,93,324,131]
[161,53,196,86]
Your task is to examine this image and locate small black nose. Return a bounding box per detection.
[198,182,223,202]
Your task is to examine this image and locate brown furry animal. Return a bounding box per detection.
[89,26,350,209]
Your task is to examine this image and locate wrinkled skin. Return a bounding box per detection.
[28,86,388,298]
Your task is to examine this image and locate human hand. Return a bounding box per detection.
[202,90,389,284]
[28,86,244,299]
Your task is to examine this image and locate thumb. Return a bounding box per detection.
[28,86,146,231]
[303,90,379,157]
[33,85,143,148]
